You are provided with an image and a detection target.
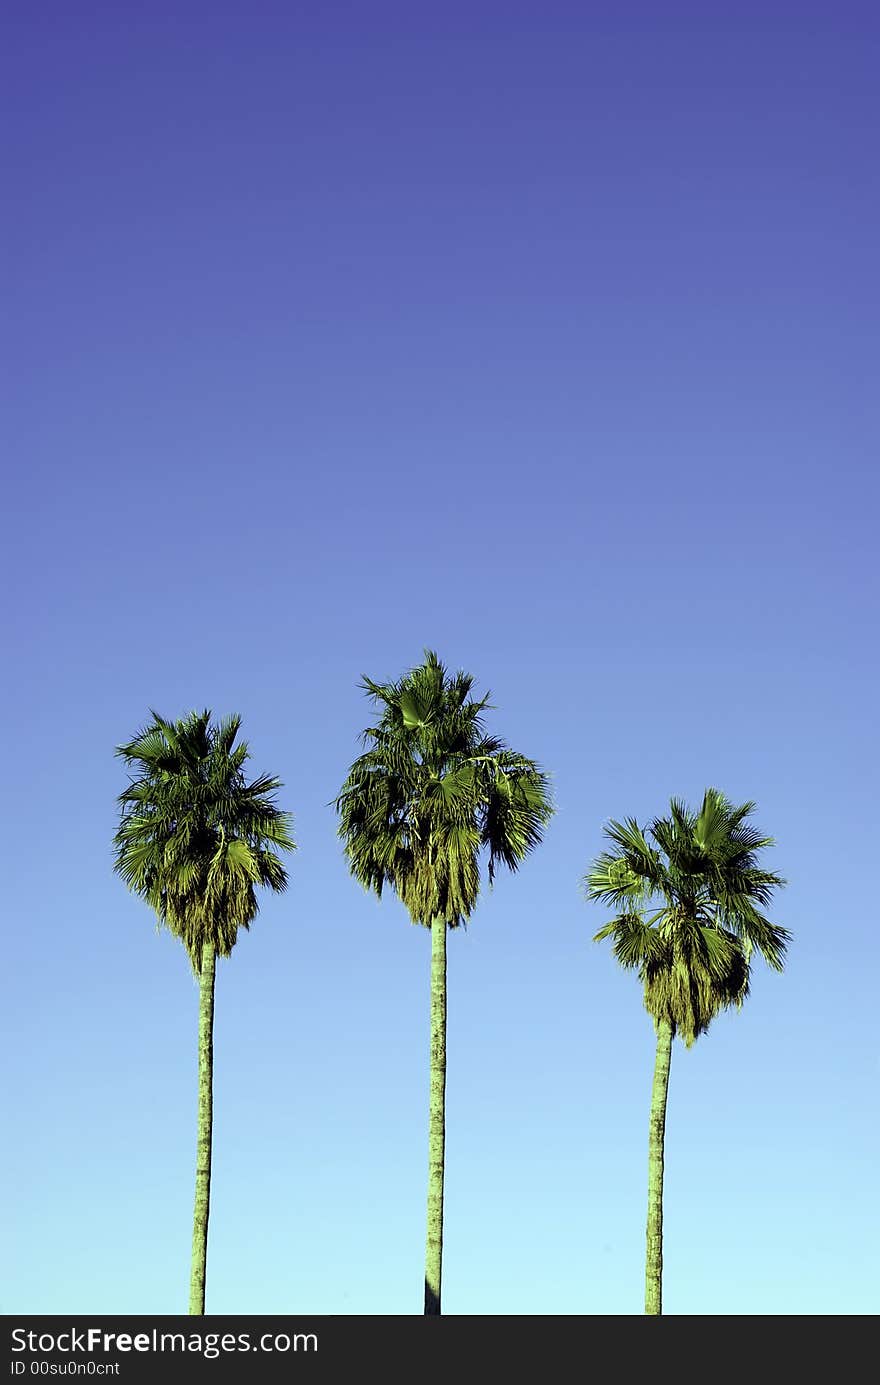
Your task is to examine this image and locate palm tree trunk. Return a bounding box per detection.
[189,943,216,1315]
[424,916,447,1314]
[646,1017,673,1315]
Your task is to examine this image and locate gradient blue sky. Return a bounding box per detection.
[3,1,877,1316]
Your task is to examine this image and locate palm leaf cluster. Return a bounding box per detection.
[586,790,790,1044]
[334,650,553,927]
[113,709,295,970]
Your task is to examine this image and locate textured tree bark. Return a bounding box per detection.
[189,943,216,1315]
[646,1017,673,1315]
[424,916,447,1315]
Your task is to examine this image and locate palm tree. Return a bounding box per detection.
[585,788,789,1315]
[335,650,553,1314]
[113,709,295,1314]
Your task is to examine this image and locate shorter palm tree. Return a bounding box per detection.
[113,709,295,1313]
[585,788,789,1315]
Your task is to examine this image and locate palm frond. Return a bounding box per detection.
[335,653,553,926]
[113,709,295,970]
[588,787,789,1046]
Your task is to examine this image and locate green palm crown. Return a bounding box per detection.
[586,788,789,1045]
[113,709,295,970]
[335,649,554,926]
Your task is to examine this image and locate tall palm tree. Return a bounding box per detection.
[335,650,553,1314]
[585,788,789,1315]
[113,709,295,1314]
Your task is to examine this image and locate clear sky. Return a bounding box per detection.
[3,1,877,1316]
